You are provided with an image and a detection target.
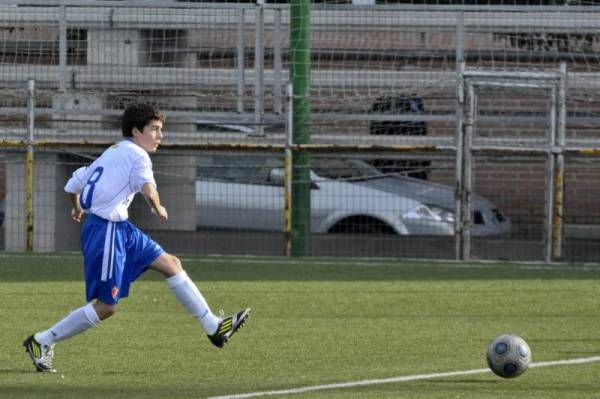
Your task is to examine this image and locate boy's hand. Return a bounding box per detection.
[142,182,168,222]
[71,207,84,223]
[152,205,169,222]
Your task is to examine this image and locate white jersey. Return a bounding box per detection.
[64,140,156,222]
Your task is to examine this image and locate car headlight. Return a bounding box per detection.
[403,204,454,223]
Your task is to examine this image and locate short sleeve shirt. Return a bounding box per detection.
[64,140,156,221]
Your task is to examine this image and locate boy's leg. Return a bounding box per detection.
[151,253,250,347]
[23,302,100,372]
[24,216,117,372]
[35,302,101,345]
[151,253,220,334]
[165,270,221,334]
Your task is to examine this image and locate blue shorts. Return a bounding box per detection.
[81,214,165,304]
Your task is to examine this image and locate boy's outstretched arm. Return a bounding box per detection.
[141,182,168,222]
[69,193,84,223]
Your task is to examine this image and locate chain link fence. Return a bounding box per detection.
[1,1,600,261]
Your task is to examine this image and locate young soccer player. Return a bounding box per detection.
[23,102,250,373]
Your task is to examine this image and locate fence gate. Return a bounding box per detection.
[456,62,567,262]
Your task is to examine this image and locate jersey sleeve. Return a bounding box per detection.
[130,155,157,192]
[64,166,89,194]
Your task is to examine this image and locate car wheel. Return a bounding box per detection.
[328,216,396,235]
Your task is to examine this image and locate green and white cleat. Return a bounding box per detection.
[23,335,57,373]
[208,308,251,348]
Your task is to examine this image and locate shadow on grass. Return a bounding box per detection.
[0,385,219,399]
[1,252,600,282]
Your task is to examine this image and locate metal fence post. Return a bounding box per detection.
[455,61,466,260]
[236,8,246,113]
[544,85,557,263]
[461,82,475,260]
[254,0,265,136]
[552,62,567,261]
[58,4,67,93]
[273,7,283,115]
[25,79,35,251]
[284,82,294,256]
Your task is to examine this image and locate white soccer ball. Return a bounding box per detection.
[486,334,531,378]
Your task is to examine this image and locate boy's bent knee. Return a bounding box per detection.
[94,301,117,320]
[150,253,183,277]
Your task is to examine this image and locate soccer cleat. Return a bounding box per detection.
[23,335,56,373]
[207,308,251,348]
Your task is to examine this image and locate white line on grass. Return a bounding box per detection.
[208,356,600,399]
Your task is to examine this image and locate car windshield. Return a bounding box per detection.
[312,158,384,180]
[198,155,388,184]
[198,155,283,184]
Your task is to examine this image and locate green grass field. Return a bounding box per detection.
[1,252,600,399]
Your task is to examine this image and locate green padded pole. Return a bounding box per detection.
[290,0,311,256]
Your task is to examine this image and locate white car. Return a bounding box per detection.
[195,155,511,236]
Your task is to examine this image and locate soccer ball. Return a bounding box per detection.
[486,334,531,378]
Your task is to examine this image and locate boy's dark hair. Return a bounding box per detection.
[121,102,166,137]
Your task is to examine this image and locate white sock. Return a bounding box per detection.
[35,303,100,346]
[166,271,220,335]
